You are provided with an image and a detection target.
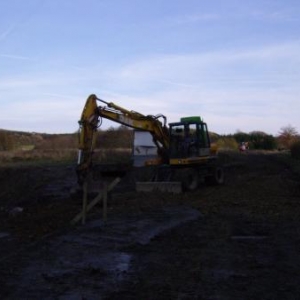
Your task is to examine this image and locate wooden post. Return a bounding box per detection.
[82,180,88,225]
[71,177,121,225]
[103,181,108,222]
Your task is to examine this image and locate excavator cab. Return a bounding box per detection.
[169,116,211,163]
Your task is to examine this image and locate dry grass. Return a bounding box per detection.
[0,148,133,165]
[0,149,77,164]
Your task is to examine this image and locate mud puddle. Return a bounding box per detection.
[3,205,201,299]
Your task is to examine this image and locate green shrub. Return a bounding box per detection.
[216,137,239,150]
[233,132,250,144]
[96,126,133,149]
[290,140,300,159]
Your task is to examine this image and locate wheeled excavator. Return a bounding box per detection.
[76,94,224,193]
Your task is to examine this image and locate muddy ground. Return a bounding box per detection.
[0,151,299,300]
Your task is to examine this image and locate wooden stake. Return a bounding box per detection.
[82,180,88,225]
[103,181,108,222]
[71,177,121,225]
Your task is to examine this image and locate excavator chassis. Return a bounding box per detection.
[135,163,224,193]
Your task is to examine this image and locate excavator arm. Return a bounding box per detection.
[77,94,170,183]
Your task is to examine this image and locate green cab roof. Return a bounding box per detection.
[180,116,202,123]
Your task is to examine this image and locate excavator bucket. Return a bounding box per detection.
[136,181,183,194]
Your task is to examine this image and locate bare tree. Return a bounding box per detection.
[278,125,299,149]
[0,131,14,150]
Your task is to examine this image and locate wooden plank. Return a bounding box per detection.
[82,181,88,224]
[71,177,121,225]
[103,182,108,222]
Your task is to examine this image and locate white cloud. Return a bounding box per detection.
[0,53,32,60]
[107,41,300,88]
[0,95,82,133]
[250,10,298,22]
[97,44,300,135]
[0,25,15,42]
[169,13,220,25]
[0,41,299,135]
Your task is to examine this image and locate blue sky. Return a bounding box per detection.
[0,0,299,135]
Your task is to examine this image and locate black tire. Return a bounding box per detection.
[182,168,199,191]
[205,166,224,185]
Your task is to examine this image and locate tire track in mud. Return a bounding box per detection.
[1,206,201,299]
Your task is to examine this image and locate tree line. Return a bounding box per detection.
[0,125,299,158]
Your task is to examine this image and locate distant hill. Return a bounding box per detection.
[0,127,221,152]
[0,129,76,151]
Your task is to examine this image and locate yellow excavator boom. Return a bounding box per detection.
[77,94,170,183]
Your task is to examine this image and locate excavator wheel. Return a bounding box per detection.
[205,166,224,186]
[181,168,199,191]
